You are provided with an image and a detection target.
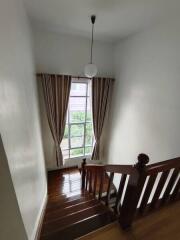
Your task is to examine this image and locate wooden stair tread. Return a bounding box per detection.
[48,191,86,202]
[40,209,116,240]
[41,203,114,236]
[44,198,100,222]
[47,193,94,210]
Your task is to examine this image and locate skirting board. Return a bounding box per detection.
[32,192,48,240]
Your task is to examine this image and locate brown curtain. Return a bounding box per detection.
[40,73,71,166]
[92,77,113,160]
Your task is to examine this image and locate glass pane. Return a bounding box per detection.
[61,138,69,150]
[85,123,93,146]
[66,111,69,124]
[70,124,84,137]
[85,146,92,155]
[64,125,69,138]
[70,83,87,96]
[62,150,69,159]
[61,125,69,150]
[71,136,84,148]
[70,148,84,158]
[69,97,86,123]
[86,97,92,122]
[87,81,91,97]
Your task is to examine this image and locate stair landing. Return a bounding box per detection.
[40,167,116,240]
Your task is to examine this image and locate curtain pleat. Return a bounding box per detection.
[39,73,71,166]
[92,77,113,160]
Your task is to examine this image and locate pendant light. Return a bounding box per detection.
[84,15,98,78]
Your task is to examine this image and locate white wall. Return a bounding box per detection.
[34,28,114,170]
[33,28,114,77]
[105,17,180,166]
[0,0,47,239]
[0,135,28,240]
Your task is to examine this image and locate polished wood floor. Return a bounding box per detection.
[40,167,116,240]
[79,201,180,240]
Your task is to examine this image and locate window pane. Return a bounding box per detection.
[86,97,92,122]
[71,136,84,148]
[70,83,87,96]
[61,138,69,150]
[85,123,93,146]
[62,150,69,159]
[61,125,69,150]
[70,148,84,158]
[85,146,92,155]
[64,125,69,138]
[70,124,84,137]
[69,97,86,123]
[66,111,69,124]
[87,81,91,97]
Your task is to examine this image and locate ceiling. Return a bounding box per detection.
[24,0,180,42]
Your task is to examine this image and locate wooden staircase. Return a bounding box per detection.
[40,168,117,240]
[40,154,180,240]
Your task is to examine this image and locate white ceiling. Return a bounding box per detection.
[24,0,180,42]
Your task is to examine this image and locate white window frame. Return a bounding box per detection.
[62,78,94,160]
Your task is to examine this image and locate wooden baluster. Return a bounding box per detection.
[162,168,179,204]
[150,170,170,209]
[93,169,97,197]
[119,153,149,229]
[170,176,180,201]
[81,158,86,190]
[106,172,114,206]
[98,169,105,200]
[89,170,92,193]
[85,169,89,191]
[139,174,157,214]
[115,174,127,213]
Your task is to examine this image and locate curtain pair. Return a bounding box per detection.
[39,73,113,166]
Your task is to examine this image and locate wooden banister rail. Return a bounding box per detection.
[81,154,180,229]
[146,157,180,174]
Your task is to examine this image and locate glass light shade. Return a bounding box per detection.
[84,63,98,78]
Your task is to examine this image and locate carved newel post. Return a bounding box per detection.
[119,153,149,229]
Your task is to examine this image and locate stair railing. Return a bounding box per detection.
[81,154,180,229]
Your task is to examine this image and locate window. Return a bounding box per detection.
[61,79,94,159]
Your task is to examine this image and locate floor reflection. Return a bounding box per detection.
[48,168,82,200]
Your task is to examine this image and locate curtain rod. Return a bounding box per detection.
[37,73,115,81]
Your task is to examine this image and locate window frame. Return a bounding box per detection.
[61,78,94,160]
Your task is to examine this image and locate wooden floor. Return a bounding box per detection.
[79,201,180,240]
[40,167,116,240]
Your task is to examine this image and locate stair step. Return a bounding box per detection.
[48,191,83,202]
[41,204,113,236]
[47,194,94,210]
[40,209,116,240]
[44,199,100,223]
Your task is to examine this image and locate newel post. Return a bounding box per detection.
[81,158,86,189]
[119,153,149,229]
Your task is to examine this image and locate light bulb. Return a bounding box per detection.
[84,63,98,78]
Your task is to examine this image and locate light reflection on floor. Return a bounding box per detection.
[61,171,82,198]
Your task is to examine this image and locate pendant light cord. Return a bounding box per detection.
[90,15,96,64]
[90,22,94,64]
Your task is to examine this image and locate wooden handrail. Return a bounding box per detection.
[81,153,180,229]
[84,164,134,175]
[146,157,180,174]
